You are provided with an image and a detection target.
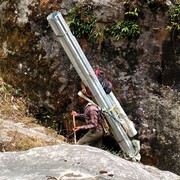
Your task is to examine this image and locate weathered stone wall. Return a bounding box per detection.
[0,0,179,175]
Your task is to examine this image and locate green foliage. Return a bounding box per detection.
[89,28,103,41]
[143,0,170,11]
[105,20,140,40]
[67,3,97,40]
[143,0,164,5]
[67,2,141,41]
[104,2,141,40]
[124,7,140,19]
[7,50,18,56]
[40,111,51,123]
[146,0,157,4]
[0,81,12,94]
[167,4,180,31]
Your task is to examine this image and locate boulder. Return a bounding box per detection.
[0,144,179,180]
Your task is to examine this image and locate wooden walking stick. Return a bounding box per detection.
[73,115,77,144]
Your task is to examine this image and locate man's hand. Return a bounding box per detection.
[71,110,78,117]
[73,126,81,132]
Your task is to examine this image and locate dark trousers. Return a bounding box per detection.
[78,129,103,148]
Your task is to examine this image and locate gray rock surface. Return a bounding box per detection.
[0,144,179,180]
[0,119,64,144]
[0,0,179,175]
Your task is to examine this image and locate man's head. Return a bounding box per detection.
[78,96,87,104]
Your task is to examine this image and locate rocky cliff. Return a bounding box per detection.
[0,0,179,175]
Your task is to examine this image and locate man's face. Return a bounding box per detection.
[78,97,86,104]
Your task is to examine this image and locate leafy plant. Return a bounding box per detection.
[7,50,18,56]
[146,0,156,4]
[67,3,97,40]
[143,0,169,11]
[105,20,140,40]
[89,28,103,41]
[167,4,180,31]
[104,2,141,41]
[124,7,140,19]
[68,2,141,41]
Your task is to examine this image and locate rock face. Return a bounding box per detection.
[0,118,65,152]
[0,144,179,180]
[0,0,179,175]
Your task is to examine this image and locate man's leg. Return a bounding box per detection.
[92,137,103,148]
[78,129,103,147]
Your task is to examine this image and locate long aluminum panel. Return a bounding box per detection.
[47,11,139,159]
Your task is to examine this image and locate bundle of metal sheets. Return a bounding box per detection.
[47,11,140,161]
